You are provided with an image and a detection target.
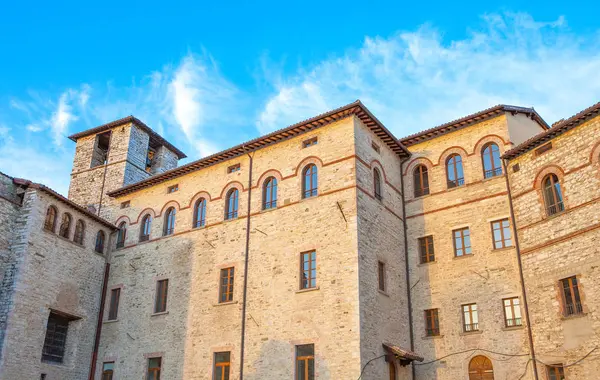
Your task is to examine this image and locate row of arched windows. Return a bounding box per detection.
[115,164,320,248]
[43,205,106,254]
[413,142,503,197]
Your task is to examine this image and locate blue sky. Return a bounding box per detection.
[1,1,600,195]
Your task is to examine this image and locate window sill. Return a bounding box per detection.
[261,206,278,213]
[417,260,437,267]
[411,193,431,201]
[502,325,524,331]
[422,334,443,340]
[378,289,390,297]
[460,330,483,336]
[296,286,320,294]
[481,174,504,182]
[214,300,238,307]
[492,246,514,252]
[104,319,119,324]
[561,312,587,321]
[151,311,169,317]
[192,224,207,230]
[299,195,318,203]
[453,254,474,260]
[112,253,125,258]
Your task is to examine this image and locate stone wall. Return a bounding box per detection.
[507,113,600,379]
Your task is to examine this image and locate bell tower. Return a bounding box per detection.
[67,116,186,221]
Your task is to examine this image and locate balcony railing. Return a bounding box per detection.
[463,323,479,332]
[564,302,583,316]
[505,318,522,327]
[484,167,503,179]
[547,202,565,216]
[447,178,465,188]
[140,234,149,242]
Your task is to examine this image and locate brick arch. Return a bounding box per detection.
[437,146,469,166]
[403,156,435,176]
[370,159,387,182]
[256,169,284,189]
[473,134,507,156]
[532,165,565,190]
[114,215,131,226]
[188,191,212,209]
[589,140,600,165]
[219,181,245,199]
[135,208,156,225]
[295,156,324,176]
[158,200,181,217]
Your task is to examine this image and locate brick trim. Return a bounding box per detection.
[407,191,508,219]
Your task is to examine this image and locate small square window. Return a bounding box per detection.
[120,201,130,209]
[167,184,179,193]
[102,362,115,380]
[302,137,318,148]
[371,141,380,153]
[535,142,553,156]
[227,163,241,173]
[546,364,565,380]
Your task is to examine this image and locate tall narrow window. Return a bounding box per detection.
[300,251,317,290]
[193,198,207,228]
[302,164,318,198]
[296,344,315,380]
[95,231,106,254]
[503,297,522,327]
[546,365,565,380]
[213,352,231,380]
[102,362,114,380]
[44,206,58,232]
[73,219,85,245]
[543,174,564,216]
[418,236,435,263]
[413,165,430,197]
[42,312,72,363]
[373,169,383,200]
[263,177,278,209]
[58,213,72,239]
[378,261,386,292]
[219,267,235,303]
[140,214,152,241]
[154,279,168,313]
[225,189,239,220]
[116,222,126,249]
[146,357,161,380]
[446,154,465,188]
[108,288,120,321]
[491,219,512,249]
[91,131,111,168]
[424,309,440,336]
[453,228,472,257]
[482,143,502,178]
[163,208,176,236]
[560,276,583,316]
[462,303,479,332]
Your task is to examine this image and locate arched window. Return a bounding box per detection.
[413,165,430,197]
[468,355,494,380]
[302,164,318,198]
[73,219,85,245]
[225,189,239,220]
[482,143,502,178]
[59,213,72,239]
[193,198,207,228]
[263,177,278,209]
[116,222,127,249]
[543,174,564,215]
[446,154,465,188]
[95,231,105,254]
[140,214,152,241]
[373,169,382,200]
[44,206,58,232]
[164,207,176,236]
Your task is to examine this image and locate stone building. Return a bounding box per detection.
[0,99,599,380]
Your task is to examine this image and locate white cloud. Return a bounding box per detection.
[26,124,42,132]
[257,12,600,137]
[50,90,79,146]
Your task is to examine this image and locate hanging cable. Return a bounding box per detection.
[415,348,529,366]
[356,354,386,380]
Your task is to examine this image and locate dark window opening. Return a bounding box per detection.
[108,288,120,321]
[102,362,114,380]
[227,163,241,173]
[44,206,58,232]
[154,279,168,313]
[296,344,315,380]
[543,174,564,216]
[91,132,111,168]
[302,137,318,148]
[146,357,161,380]
[302,164,318,198]
[193,198,207,228]
[378,261,386,292]
[413,165,430,197]
[374,169,383,201]
[164,208,176,236]
[546,364,565,380]
[95,231,106,254]
[560,276,583,316]
[482,143,502,178]
[167,184,179,194]
[140,215,152,242]
[419,236,435,264]
[446,154,465,188]
[116,222,126,249]
[424,309,439,336]
[263,177,278,210]
[213,352,231,380]
[58,213,72,239]
[42,311,77,363]
[73,219,85,245]
[225,189,239,220]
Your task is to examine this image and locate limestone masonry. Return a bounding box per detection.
[1,100,599,380]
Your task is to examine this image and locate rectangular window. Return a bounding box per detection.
[418,236,435,263]
[213,352,231,380]
[146,357,161,380]
[371,141,380,153]
[424,309,440,336]
[154,279,168,313]
[91,131,111,168]
[167,184,179,193]
[535,142,553,156]
[108,288,120,321]
[42,312,73,363]
[102,362,114,380]
[302,137,318,148]
[296,344,315,380]
[491,219,513,249]
[503,297,522,327]
[219,268,235,303]
[546,365,565,380]
[560,276,583,316]
[453,228,472,257]
[120,201,130,209]
[300,251,317,290]
[378,261,386,292]
[227,163,241,173]
[462,303,479,332]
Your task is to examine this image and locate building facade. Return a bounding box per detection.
[0,100,599,380]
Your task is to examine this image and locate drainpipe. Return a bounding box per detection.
[502,159,539,380]
[399,158,416,380]
[88,262,110,380]
[239,149,254,380]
